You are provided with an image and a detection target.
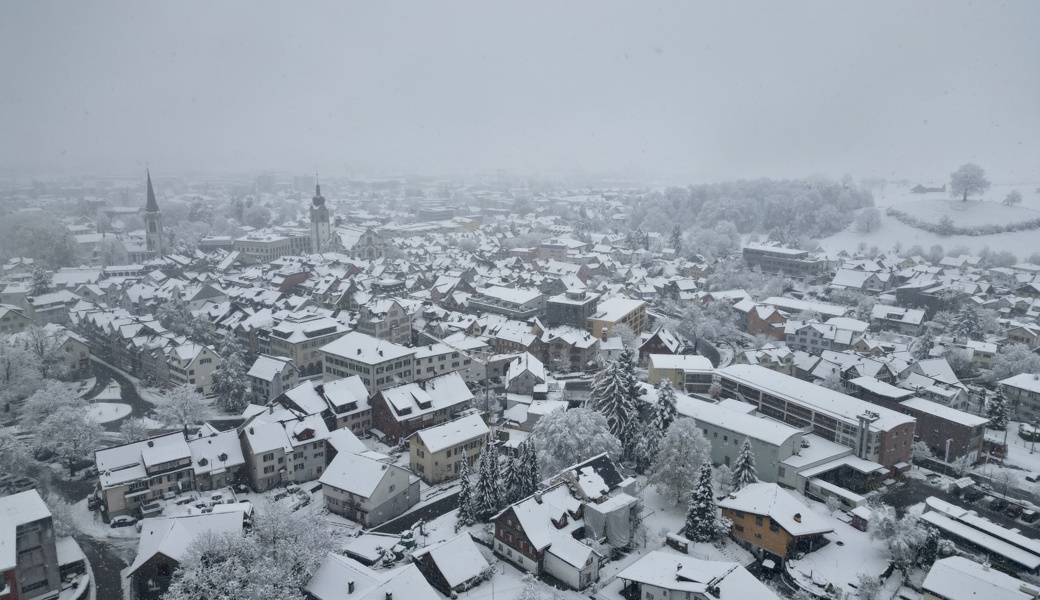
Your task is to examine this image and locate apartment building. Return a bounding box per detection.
[742,243,830,278]
[268,314,350,377]
[94,432,196,518]
[356,299,413,345]
[239,406,331,492]
[408,413,489,484]
[370,371,475,442]
[166,343,221,395]
[586,297,647,341]
[321,331,415,394]
[1001,373,1040,422]
[715,365,916,472]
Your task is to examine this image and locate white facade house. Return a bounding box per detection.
[320,451,420,527]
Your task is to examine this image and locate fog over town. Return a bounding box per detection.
[1,3,1039,600]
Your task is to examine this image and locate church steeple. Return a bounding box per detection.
[143,170,165,257]
[146,170,160,213]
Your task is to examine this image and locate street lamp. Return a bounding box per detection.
[944,438,953,476]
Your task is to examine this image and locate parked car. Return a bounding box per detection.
[139,503,164,519]
[1021,510,1040,524]
[111,516,137,528]
[87,496,101,511]
[989,497,1010,512]
[1006,504,1024,519]
[963,488,985,502]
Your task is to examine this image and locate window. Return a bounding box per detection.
[755,516,763,526]
[735,524,744,532]
[263,466,275,474]
[389,484,395,492]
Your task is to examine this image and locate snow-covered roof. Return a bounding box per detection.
[0,490,52,570]
[718,365,915,432]
[412,413,489,454]
[920,512,1040,571]
[411,533,490,589]
[320,451,397,499]
[127,512,245,576]
[187,429,245,475]
[616,551,778,599]
[379,371,473,422]
[648,353,713,371]
[923,556,1039,600]
[96,432,189,489]
[899,397,989,427]
[320,330,414,364]
[246,354,293,381]
[506,352,546,385]
[717,483,834,537]
[591,296,646,322]
[1001,373,1040,394]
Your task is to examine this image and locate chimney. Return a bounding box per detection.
[357,349,362,355]
[534,492,543,504]
[386,593,392,600]
[793,513,802,523]
[249,427,254,435]
[348,581,354,593]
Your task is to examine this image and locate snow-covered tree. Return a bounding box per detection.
[42,492,80,537]
[1004,190,1024,206]
[988,344,1040,382]
[855,208,882,233]
[950,163,991,202]
[22,325,68,380]
[166,500,335,600]
[21,379,83,425]
[455,450,476,528]
[474,442,501,521]
[685,462,722,542]
[34,407,103,475]
[869,503,928,575]
[212,338,249,413]
[532,408,621,475]
[856,573,882,600]
[589,362,637,453]
[944,347,979,378]
[816,369,845,392]
[986,390,1010,430]
[669,223,684,256]
[713,464,734,496]
[0,425,31,476]
[730,438,758,491]
[119,417,151,444]
[519,438,540,497]
[652,380,678,432]
[502,454,525,505]
[0,337,43,414]
[30,267,51,296]
[514,574,566,600]
[649,418,711,504]
[952,303,984,341]
[154,384,208,434]
[910,440,934,467]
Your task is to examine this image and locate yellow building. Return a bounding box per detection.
[408,414,488,485]
[585,297,647,341]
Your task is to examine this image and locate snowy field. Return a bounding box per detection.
[818,183,1040,256]
[83,402,131,424]
[896,198,1040,228]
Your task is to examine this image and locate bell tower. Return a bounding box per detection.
[310,177,331,252]
[143,170,165,256]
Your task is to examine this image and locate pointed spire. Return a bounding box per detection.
[145,170,159,212]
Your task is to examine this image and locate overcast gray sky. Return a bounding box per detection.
[2,1,1038,183]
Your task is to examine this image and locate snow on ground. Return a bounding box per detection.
[896,198,1040,228]
[68,498,139,541]
[819,183,1040,256]
[981,423,1040,499]
[68,377,97,398]
[84,403,132,424]
[785,494,891,599]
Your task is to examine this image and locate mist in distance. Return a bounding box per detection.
[2,1,1038,184]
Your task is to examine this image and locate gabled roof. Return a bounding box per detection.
[718,483,834,537]
[411,534,490,589]
[127,512,244,576]
[412,413,489,454]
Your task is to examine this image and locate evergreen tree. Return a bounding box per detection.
[652,380,678,432]
[29,267,51,296]
[685,462,721,543]
[502,455,524,505]
[212,338,250,412]
[520,439,540,497]
[986,390,1010,430]
[455,451,476,528]
[474,442,501,521]
[589,360,637,452]
[730,438,759,491]
[912,335,933,361]
[952,303,984,342]
[669,223,683,256]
